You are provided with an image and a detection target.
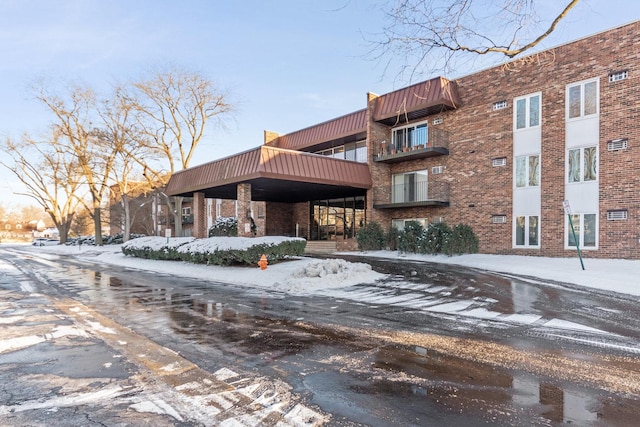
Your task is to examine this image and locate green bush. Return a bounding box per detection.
[385,226,400,251]
[421,222,452,254]
[123,236,306,266]
[398,221,425,254]
[356,221,385,251]
[445,223,479,255]
[209,217,238,237]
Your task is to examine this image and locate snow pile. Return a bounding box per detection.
[294,258,371,278]
[273,258,385,294]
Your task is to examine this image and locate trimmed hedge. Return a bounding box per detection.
[122,236,306,266]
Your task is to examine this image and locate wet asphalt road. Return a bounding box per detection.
[1,246,640,426]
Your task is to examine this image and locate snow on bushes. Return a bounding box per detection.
[122,236,306,266]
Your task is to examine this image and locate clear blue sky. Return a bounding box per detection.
[0,0,637,206]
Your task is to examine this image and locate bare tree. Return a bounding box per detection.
[35,83,124,246]
[100,87,154,241]
[127,65,233,237]
[374,0,580,77]
[0,134,86,243]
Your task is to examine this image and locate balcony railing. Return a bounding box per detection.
[373,181,449,208]
[182,214,194,224]
[374,127,450,163]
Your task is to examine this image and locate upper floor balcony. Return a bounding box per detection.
[373,181,450,208]
[374,127,450,163]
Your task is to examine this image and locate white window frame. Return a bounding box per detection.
[566,78,599,120]
[514,92,541,131]
[565,212,598,250]
[567,146,598,184]
[392,120,429,150]
[514,154,540,188]
[513,215,540,248]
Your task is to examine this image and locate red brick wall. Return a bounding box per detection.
[366,21,640,259]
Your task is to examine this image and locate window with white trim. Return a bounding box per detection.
[567,79,598,119]
[515,215,539,247]
[567,213,597,249]
[392,120,428,151]
[567,146,597,183]
[515,154,540,188]
[514,93,540,130]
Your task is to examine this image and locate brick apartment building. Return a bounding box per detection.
[165,21,639,259]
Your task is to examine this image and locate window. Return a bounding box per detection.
[567,80,598,119]
[431,166,444,174]
[515,215,539,247]
[568,146,597,183]
[392,171,428,203]
[392,121,428,150]
[432,117,443,125]
[515,155,540,187]
[182,207,191,215]
[493,100,507,111]
[515,93,540,130]
[609,70,628,82]
[567,213,597,249]
[317,140,367,163]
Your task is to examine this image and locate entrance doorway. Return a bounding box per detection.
[310,196,366,241]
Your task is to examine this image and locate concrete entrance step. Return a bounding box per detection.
[304,241,337,255]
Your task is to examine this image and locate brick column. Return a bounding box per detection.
[237,183,253,237]
[192,192,206,238]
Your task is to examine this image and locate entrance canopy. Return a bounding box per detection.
[165,145,372,203]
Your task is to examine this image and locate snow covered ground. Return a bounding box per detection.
[18,239,640,298]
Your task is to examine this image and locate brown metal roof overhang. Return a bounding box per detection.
[270,109,367,151]
[165,145,372,203]
[373,76,461,126]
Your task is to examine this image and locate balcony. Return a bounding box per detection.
[373,181,449,208]
[182,214,194,224]
[374,127,450,163]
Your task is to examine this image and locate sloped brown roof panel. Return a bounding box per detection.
[165,146,372,198]
[271,109,367,150]
[373,76,461,123]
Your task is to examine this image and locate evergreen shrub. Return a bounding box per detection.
[356,221,385,251]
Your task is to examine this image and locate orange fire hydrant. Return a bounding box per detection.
[258,254,268,270]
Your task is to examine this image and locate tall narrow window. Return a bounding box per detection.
[515,154,540,188]
[514,93,541,130]
[568,146,597,183]
[567,79,599,119]
[567,213,597,249]
[515,215,540,248]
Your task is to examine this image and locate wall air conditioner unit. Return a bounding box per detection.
[607,139,628,151]
[492,157,507,167]
[492,215,507,224]
[431,166,444,174]
[606,210,628,221]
